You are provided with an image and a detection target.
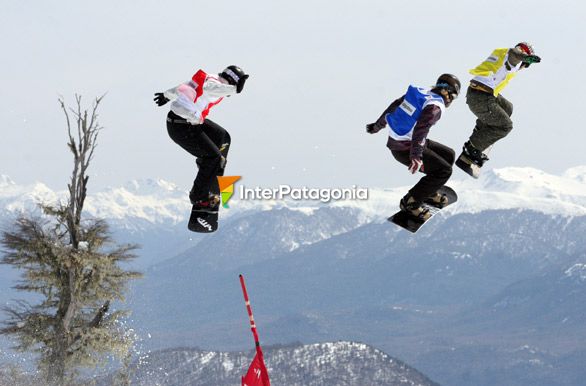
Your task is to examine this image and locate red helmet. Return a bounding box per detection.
[515,42,535,55]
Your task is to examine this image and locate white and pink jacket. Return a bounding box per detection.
[164,69,237,124]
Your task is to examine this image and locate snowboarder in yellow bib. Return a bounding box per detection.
[456,42,541,178]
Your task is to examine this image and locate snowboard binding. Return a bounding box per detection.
[389,186,458,233]
[188,192,220,233]
[456,142,488,179]
[400,195,431,221]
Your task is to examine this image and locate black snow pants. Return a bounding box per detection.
[388,139,455,202]
[166,111,231,201]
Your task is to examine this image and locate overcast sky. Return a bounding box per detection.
[1,0,583,193]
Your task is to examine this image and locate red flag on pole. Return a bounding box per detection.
[240,274,271,386]
[241,351,270,386]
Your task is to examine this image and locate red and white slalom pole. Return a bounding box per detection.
[240,274,271,386]
[240,274,261,347]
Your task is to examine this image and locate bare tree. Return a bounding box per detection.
[0,95,142,386]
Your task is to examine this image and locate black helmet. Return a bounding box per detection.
[220,65,247,86]
[436,73,461,97]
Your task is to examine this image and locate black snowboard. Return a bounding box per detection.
[456,156,481,179]
[388,186,458,233]
[188,207,219,233]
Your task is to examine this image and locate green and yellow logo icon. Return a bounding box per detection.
[218,176,241,208]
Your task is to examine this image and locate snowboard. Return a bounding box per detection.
[188,207,219,233]
[388,185,458,233]
[456,156,481,179]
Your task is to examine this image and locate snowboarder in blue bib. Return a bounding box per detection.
[366,74,461,220]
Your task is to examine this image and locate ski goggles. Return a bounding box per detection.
[436,82,459,100]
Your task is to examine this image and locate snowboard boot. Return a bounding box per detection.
[425,191,449,209]
[208,194,221,212]
[457,141,489,167]
[400,195,431,221]
[190,192,221,213]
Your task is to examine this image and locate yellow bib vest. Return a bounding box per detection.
[469,48,521,96]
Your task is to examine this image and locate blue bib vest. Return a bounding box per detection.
[386,86,445,141]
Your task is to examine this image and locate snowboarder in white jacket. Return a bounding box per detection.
[154,66,249,211]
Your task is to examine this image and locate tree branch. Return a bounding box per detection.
[89,301,110,328]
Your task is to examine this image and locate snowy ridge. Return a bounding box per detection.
[86,179,189,224]
[0,179,59,214]
[451,166,586,216]
[101,341,439,386]
[334,166,586,219]
[1,166,586,226]
[0,178,191,225]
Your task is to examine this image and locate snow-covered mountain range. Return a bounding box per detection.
[2,165,586,386]
[2,165,586,229]
[3,165,585,270]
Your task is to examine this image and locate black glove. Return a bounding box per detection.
[366,122,385,134]
[154,92,169,106]
[236,74,249,94]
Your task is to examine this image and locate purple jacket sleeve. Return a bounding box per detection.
[374,96,405,129]
[410,105,442,160]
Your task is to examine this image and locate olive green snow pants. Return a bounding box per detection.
[466,87,514,152]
